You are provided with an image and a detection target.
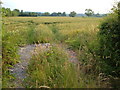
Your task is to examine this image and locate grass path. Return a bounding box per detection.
[10,43,79,88]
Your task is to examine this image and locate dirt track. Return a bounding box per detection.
[10,43,79,88]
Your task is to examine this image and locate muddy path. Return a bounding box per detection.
[10,43,79,88]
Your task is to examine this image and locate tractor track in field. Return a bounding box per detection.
[9,43,79,88]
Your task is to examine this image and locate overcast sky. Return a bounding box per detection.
[2,0,119,14]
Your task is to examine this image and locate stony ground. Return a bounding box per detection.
[10,43,79,88]
[10,44,36,87]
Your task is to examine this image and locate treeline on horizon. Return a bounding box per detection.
[2,7,107,17]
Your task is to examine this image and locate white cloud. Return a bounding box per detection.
[2,0,118,13]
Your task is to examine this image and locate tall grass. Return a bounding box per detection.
[24,46,79,88]
[33,24,54,43]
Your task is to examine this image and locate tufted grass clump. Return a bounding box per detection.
[24,46,79,88]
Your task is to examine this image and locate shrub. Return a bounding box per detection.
[98,2,120,76]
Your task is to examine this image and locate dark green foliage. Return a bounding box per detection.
[98,2,120,76]
[85,9,94,17]
[2,7,67,17]
[62,12,66,16]
[50,12,66,16]
[19,12,38,17]
[69,11,76,17]
[2,7,38,17]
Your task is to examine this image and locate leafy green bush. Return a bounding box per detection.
[98,2,120,76]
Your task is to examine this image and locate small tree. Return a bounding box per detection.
[69,11,76,17]
[85,9,94,17]
[62,12,66,16]
[57,12,62,16]
[95,13,100,17]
